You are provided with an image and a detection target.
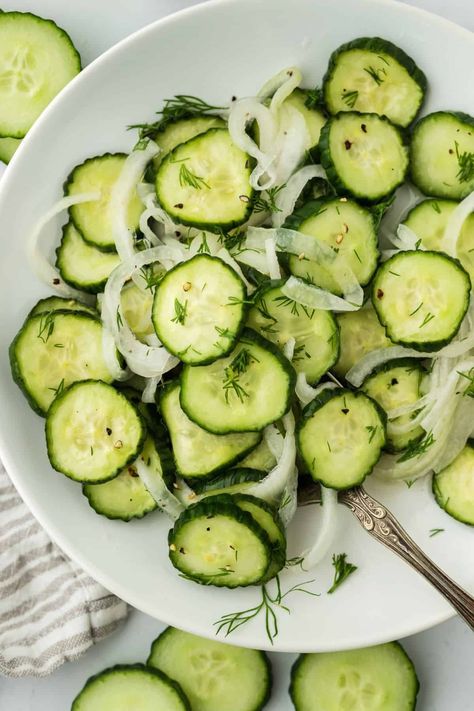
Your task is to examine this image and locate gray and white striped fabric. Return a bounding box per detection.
[0,462,128,677]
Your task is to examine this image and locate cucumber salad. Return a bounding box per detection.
[10,35,474,592]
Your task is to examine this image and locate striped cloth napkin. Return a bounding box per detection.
[0,461,128,677]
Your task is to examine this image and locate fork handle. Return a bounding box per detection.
[339,486,474,630]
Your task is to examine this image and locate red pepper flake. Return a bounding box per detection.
[376,288,384,299]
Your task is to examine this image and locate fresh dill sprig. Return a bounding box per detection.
[128,94,224,140]
[457,368,474,398]
[363,65,385,85]
[293,344,312,363]
[420,312,435,329]
[405,479,416,489]
[409,302,423,317]
[197,233,211,253]
[429,528,445,537]
[178,162,210,190]
[365,425,378,444]
[397,432,435,462]
[222,348,258,404]
[37,311,56,343]
[327,553,358,594]
[171,298,188,325]
[214,575,318,644]
[139,265,163,292]
[48,378,65,398]
[217,227,247,254]
[256,297,278,334]
[273,295,314,319]
[304,87,323,109]
[285,556,307,571]
[454,141,474,184]
[341,89,359,109]
[252,184,286,214]
[116,308,123,330]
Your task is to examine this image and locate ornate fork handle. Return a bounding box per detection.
[339,486,474,630]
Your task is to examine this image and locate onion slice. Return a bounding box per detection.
[272,164,327,228]
[298,485,339,571]
[247,412,296,505]
[441,190,474,258]
[135,456,184,520]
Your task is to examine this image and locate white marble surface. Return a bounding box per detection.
[0,0,473,709]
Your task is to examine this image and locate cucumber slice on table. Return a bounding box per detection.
[285,197,379,294]
[290,642,419,711]
[0,11,81,138]
[83,435,169,520]
[323,37,426,127]
[403,199,474,283]
[28,296,96,318]
[10,310,114,415]
[248,280,339,384]
[66,153,144,251]
[180,328,296,433]
[433,441,474,525]
[320,112,408,202]
[410,111,474,200]
[152,254,246,364]
[333,306,391,378]
[372,250,471,351]
[192,468,266,496]
[168,497,272,587]
[153,115,226,168]
[71,664,190,711]
[298,387,386,489]
[160,382,261,481]
[0,136,21,163]
[46,380,145,483]
[147,627,271,711]
[155,128,253,230]
[56,222,120,294]
[361,359,426,452]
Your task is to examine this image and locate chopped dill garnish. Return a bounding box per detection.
[252,184,286,214]
[397,432,435,462]
[328,553,358,594]
[171,298,188,325]
[37,311,56,343]
[454,141,474,184]
[129,94,224,140]
[429,528,444,537]
[341,89,359,109]
[363,65,385,85]
[178,162,210,190]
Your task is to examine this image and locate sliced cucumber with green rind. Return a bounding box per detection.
[323,37,426,127]
[290,642,419,711]
[27,296,97,318]
[0,136,21,163]
[285,197,379,295]
[361,358,426,452]
[192,468,266,495]
[372,250,471,351]
[66,153,144,251]
[403,198,474,284]
[433,442,474,525]
[155,128,253,231]
[168,497,272,587]
[10,311,114,415]
[248,279,339,384]
[153,254,246,364]
[410,111,474,200]
[153,115,226,168]
[160,382,261,480]
[120,279,158,343]
[333,306,391,378]
[180,328,296,434]
[282,88,326,153]
[298,387,386,489]
[320,112,408,202]
[71,663,190,711]
[240,437,277,472]
[46,380,146,483]
[0,11,81,138]
[56,221,120,294]
[147,626,271,711]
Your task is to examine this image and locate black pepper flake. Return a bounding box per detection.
[175,230,181,237]
[231,95,237,101]
[449,149,454,155]
[53,278,60,285]
[106,427,112,435]
[341,408,349,415]
[391,378,399,386]
[179,547,186,554]
[206,527,211,531]
[377,288,384,299]
[174,203,184,209]
[361,124,367,133]
[344,140,352,150]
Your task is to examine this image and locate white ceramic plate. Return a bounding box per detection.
[0,0,473,653]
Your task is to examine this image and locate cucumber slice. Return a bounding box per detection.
[285,198,379,295]
[153,115,226,168]
[240,438,277,472]
[160,382,261,480]
[282,88,326,153]
[372,251,471,351]
[46,380,146,483]
[248,280,339,384]
[83,435,169,520]
[290,642,419,711]
[120,279,157,343]
[0,136,21,163]
[320,112,408,202]
[66,153,144,251]
[71,664,190,711]
[193,468,266,496]
[180,329,296,434]
[361,359,426,452]
[333,306,391,378]
[433,442,474,525]
[155,128,253,231]
[10,311,114,415]
[28,296,97,318]
[403,199,474,283]
[147,627,271,711]
[410,111,474,200]
[298,387,386,489]
[168,497,271,587]
[56,221,120,294]
[323,37,426,127]
[0,11,81,138]
[153,254,246,364]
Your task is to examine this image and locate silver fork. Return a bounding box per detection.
[298,482,474,630]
